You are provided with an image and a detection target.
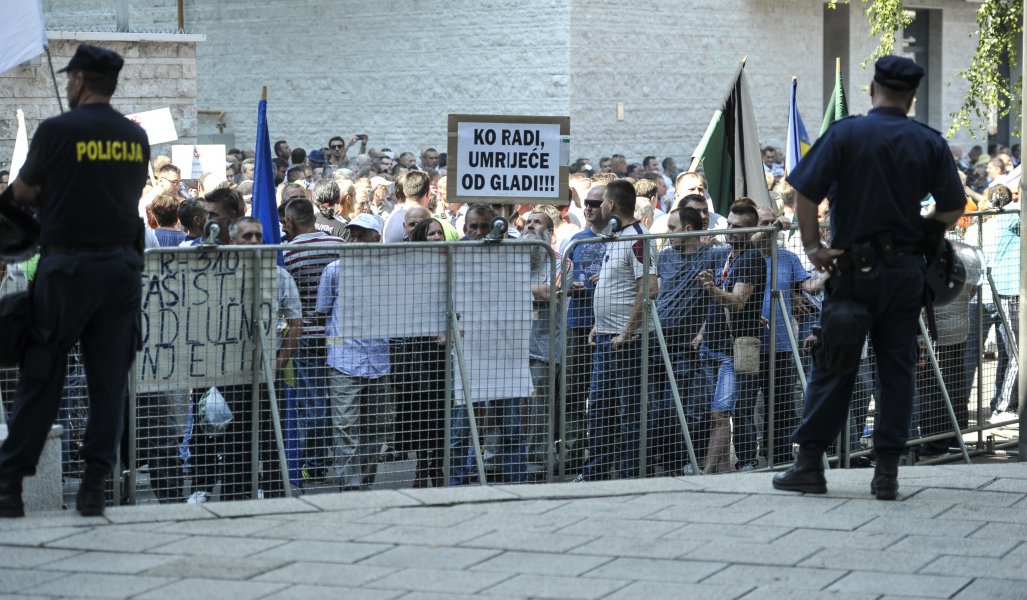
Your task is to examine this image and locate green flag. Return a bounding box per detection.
[820,58,848,136]
[689,61,771,217]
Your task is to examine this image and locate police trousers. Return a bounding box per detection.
[793,253,925,455]
[0,248,142,479]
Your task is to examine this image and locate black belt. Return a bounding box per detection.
[43,243,134,255]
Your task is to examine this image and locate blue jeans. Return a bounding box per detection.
[293,337,329,470]
[580,335,642,480]
[648,330,711,469]
[449,398,526,485]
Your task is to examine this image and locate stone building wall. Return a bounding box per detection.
[0,33,201,170]
[2,1,994,170]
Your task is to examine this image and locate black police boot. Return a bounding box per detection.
[772,446,827,494]
[0,476,25,518]
[871,452,900,501]
[76,465,108,517]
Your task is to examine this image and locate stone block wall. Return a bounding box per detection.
[5,0,993,170]
[0,34,200,170]
[569,0,824,163]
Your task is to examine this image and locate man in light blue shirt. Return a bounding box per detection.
[316,214,391,490]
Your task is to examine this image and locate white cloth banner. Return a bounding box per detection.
[335,245,533,403]
[0,0,46,75]
[9,109,29,181]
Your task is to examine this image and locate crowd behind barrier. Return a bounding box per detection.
[0,209,1018,507]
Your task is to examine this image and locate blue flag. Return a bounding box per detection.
[252,96,282,262]
[785,78,810,176]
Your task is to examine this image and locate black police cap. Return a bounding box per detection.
[57,44,125,74]
[873,55,924,92]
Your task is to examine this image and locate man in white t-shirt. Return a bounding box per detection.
[575,180,658,482]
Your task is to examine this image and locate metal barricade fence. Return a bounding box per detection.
[557,224,806,480]
[0,211,1020,507]
[0,239,558,506]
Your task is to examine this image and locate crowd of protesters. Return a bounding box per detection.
[0,134,1020,502]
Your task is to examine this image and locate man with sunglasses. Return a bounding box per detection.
[561,185,608,471]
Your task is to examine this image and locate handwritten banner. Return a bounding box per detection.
[136,250,277,392]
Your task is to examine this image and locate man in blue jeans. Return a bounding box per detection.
[575,179,658,482]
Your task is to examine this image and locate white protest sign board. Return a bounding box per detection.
[171,144,226,180]
[136,249,277,393]
[333,244,533,402]
[448,114,570,205]
[125,107,179,146]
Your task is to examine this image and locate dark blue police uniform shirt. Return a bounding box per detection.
[786,107,964,249]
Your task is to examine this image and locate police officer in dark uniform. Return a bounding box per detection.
[772,55,964,500]
[0,45,148,517]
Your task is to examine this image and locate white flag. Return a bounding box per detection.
[0,0,47,75]
[9,109,29,181]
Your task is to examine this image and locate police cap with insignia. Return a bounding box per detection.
[873,55,924,92]
[57,44,125,74]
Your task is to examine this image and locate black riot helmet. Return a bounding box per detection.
[0,195,40,262]
[924,239,972,307]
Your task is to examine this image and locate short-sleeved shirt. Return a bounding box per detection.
[787,107,964,249]
[986,208,1021,297]
[703,245,766,351]
[562,228,606,329]
[285,230,346,336]
[593,221,657,335]
[315,260,390,378]
[529,262,560,363]
[19,103,149,246]
[761,249,809,352]
[154,228,187,247]
[655,243,729,337]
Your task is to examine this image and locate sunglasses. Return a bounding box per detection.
[330,144,344,150]
[584,200,602,208]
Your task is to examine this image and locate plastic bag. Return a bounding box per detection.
[198,386,234,433]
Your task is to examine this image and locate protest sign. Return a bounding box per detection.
[171,144,226,180]
[126,107,179,146]
[335,245,533,402]
[136,249,277,392]
[447,114,570,205]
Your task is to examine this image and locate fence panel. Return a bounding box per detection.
[1,208,1020,506]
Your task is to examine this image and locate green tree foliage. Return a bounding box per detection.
[828,0,1023,138]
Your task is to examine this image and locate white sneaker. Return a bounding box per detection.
[187,491,210,504]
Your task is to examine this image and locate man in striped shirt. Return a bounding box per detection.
[283,198,345,483]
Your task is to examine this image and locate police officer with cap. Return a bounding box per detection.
[772,55,964,500]
[0,44,149,517]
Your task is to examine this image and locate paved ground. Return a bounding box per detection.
[3,460,1027,599]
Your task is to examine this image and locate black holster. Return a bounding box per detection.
[818,246,874,373]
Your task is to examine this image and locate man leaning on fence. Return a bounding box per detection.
[773,55,965,500]
[282,198,345,485]
[652,206,728,474]
[575,179,658,482]
[696,203,766,475]
[316,213,392,490]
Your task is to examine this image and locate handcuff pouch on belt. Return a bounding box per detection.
[818,240,876,373]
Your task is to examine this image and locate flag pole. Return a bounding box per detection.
[44,47,64,114]
[261,86,267,101]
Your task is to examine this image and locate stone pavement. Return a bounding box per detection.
[2,461,1027,599]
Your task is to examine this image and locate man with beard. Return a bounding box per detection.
[522,211,558,477]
